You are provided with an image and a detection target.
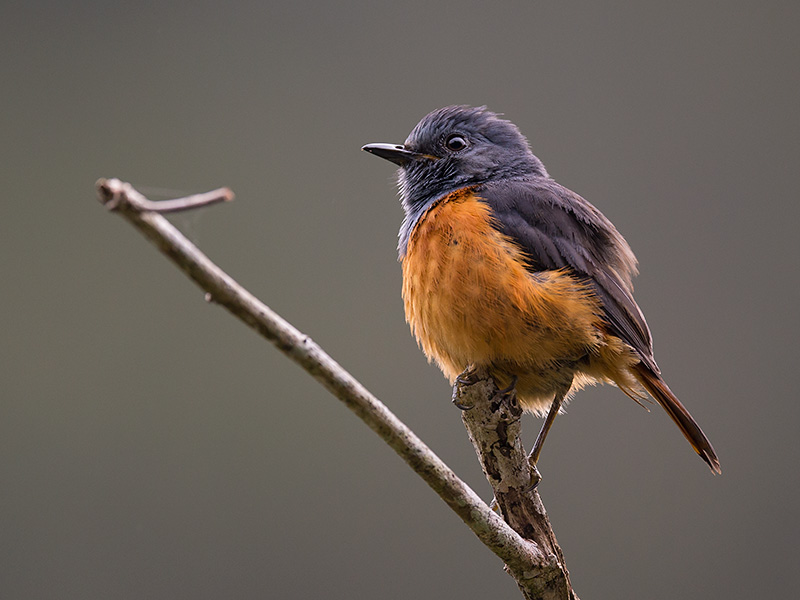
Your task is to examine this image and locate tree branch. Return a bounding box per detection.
[95,178,577,599]
[455,377,577,600]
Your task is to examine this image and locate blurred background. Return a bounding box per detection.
[2,1,798,598]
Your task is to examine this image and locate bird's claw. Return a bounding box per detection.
[497,375,518,397]
[525,461,542,492]
[452,387,475,410]
[452,367,479,410]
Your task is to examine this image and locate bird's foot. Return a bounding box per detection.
[525,461,542,491]
[496,375,518,400]
[452,366,479,410]
[454,366,480,388]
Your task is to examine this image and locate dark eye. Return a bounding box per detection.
[445,134,468,152]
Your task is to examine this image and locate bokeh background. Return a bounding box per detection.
[2,2,798,598]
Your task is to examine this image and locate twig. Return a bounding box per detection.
[99,179,234,213]
[95,178,577,599]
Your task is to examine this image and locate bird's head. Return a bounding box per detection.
[363,105,547,220]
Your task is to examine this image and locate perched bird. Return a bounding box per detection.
[363,105,720,474]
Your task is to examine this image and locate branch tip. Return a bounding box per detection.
[94,178,234,214]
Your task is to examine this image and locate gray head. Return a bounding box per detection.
[363,105,548,255]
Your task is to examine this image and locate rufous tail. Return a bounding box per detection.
[632,363,721,474]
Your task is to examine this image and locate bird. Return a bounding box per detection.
[362,105,720,475]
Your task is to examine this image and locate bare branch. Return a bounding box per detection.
[96,178,577,599]
[98,179,234,213]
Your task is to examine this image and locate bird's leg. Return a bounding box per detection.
[526,380,572,489]
[452,366,480,410]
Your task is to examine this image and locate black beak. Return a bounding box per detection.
[362,143,429,166]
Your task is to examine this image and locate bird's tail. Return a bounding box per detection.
[631,363,721,474]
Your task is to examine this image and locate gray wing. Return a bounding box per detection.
[479,178,658,372]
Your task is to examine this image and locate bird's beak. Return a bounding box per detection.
[361,143,433,166]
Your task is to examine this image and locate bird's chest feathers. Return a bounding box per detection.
[400,189,600,371]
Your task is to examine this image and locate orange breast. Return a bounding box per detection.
[401,188,607,409]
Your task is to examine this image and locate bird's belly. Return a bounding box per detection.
[401,189,604,409]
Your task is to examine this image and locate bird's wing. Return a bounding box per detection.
[478,178,658,372]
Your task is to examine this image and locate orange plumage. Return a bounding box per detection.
[402,188,642,415]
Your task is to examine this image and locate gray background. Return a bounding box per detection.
[2,1,798,598]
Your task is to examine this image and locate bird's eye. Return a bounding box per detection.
[445,134,468,152]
